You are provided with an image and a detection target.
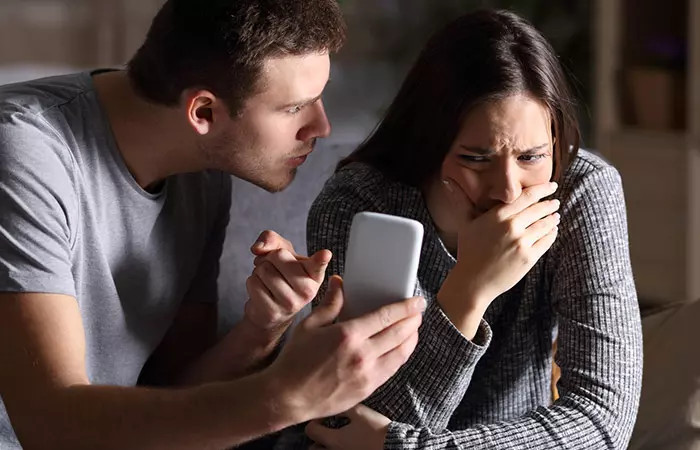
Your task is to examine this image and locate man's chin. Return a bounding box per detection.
[255,169,298,193]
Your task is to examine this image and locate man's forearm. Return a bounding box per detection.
[11,371,296,450]
[177,317,287,385]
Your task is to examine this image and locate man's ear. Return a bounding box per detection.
[184,90,224,136]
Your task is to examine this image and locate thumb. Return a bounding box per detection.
[442,178,476,222]
[302,275,344,329]
[353,404,389,422]
[250,230,296,256]
[343,405,364,421]
[301,249,332,283]
[344,404,391,428]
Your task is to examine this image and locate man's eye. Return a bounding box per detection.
[287,105,303,114]
[458,155,489,163]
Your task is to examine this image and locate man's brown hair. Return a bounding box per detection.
[127,0,346,115]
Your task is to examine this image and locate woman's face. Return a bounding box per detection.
[440,93,554,216]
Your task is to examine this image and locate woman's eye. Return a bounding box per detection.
[518,154,546,163]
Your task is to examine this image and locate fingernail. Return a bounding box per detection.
[550,182,558,190]
[330,275,342,289]
[413,297,427,312]
[554,213,561,223]
[320,250,333,263]
[442,179,454,193]
[253,241,265,250]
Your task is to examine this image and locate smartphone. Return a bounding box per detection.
[340,212,424,321]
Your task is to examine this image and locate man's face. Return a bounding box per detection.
[203,52,332,192]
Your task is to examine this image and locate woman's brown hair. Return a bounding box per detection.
[338,9,580,186]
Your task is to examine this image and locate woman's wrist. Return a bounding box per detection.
[436,272,491,340]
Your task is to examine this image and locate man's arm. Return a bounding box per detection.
[139,300,286,387]
[138,174,290,387]
[1,279,423,450]
[0,292,295,450]
[140,231,331,387]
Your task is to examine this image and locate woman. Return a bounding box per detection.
[302,8,642,450]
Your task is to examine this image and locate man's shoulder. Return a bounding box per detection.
[0,72,94,159]
[0,72,91,121]
[0,72,113,181]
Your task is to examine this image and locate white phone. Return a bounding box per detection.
[340,211,424,321]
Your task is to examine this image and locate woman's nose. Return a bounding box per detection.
[488,168,522,204]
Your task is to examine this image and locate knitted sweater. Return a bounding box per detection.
[280,149,643,449]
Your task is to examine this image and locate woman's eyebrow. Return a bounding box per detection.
[515,143,550,153]
[459,143,549,154]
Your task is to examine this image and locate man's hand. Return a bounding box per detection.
[266,275,424,424]
[168,230,331,384]
[244,230,331,332]
[306,404,390,450]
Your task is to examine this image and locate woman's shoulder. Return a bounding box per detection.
[313,161,420,212]
[566,148,615,174]
[326,161,406,193]
[559,148,623,201]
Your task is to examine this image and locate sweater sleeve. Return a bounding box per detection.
[306,170,492,432]
[380,165,643,449]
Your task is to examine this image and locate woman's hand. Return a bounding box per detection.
[437,179,560,338]
[305,404,390,450]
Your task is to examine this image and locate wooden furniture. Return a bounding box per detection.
[594,0,700,310]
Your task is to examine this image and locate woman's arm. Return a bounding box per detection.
[395,166,641,449]
[306,170,492,432]
[310,164,643,450]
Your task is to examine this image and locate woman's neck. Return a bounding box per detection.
[422,179,459,256]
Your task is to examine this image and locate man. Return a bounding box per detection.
[0,1,423,448]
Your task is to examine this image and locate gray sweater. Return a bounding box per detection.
[291,149,642,449]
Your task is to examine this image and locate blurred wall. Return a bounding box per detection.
[0,0,592,136]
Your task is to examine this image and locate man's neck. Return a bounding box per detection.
[91,71,199,190]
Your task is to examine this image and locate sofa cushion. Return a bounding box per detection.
[629,301,700,450]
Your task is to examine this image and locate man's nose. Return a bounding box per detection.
[298,100,331,141]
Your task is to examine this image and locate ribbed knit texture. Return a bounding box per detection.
[276,149,642,449]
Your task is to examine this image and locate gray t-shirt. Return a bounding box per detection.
[0,71,232,446]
